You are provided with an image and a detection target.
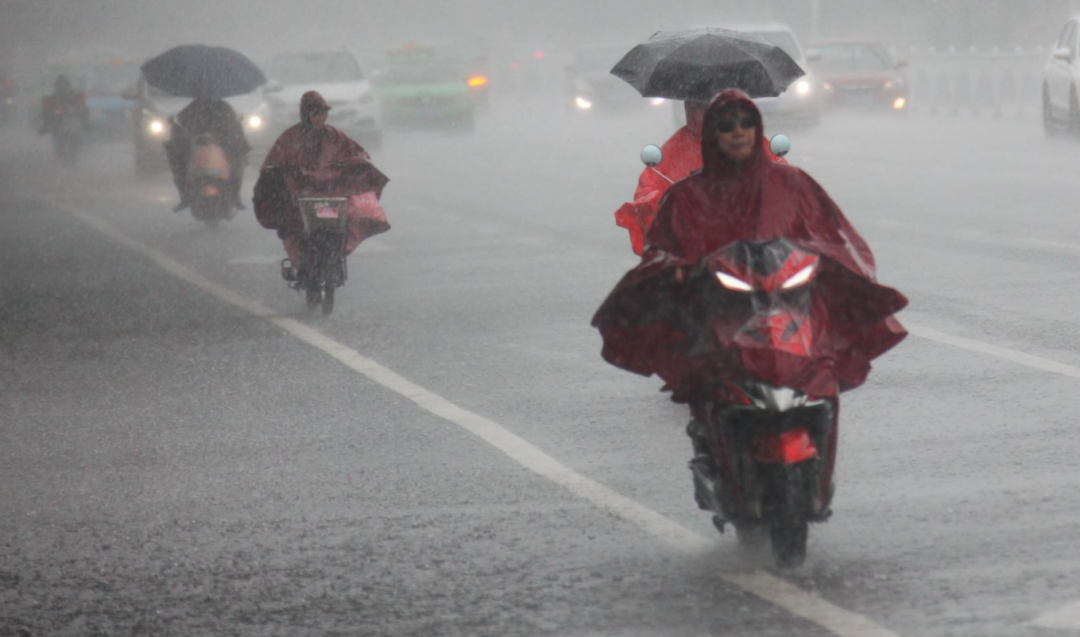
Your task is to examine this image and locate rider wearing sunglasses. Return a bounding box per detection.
[615,99,785,256]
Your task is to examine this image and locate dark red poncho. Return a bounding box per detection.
[593,89,907,402]
[254,91,389,245]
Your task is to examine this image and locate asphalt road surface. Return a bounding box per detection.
[4,100,1080,636]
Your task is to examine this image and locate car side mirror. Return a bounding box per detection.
[263,81,283,94]
[769,134,791,158]
[640,144,663,167]
[1054,47,1072,61]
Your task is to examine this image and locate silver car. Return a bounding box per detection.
[1042,15,1080,136]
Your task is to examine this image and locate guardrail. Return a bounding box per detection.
[895,46,1046,118]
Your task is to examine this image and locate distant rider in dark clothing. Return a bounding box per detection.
[164,98,251,212]
[39,75,89,136]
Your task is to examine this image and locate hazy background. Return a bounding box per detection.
[5,0,1080,72]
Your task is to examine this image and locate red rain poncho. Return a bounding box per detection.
[615,110,786,256]
[593,89,907,402]
[254,91,389,264]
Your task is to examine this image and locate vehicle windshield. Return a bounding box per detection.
[267,52,364,85]
[813,45,892,72]
[86,65,138,96]
[573,46,630,71]
[755,31,802,61]
[382,61,462,84]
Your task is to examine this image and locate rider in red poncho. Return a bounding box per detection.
[593,89,906,463]
[253,91,389,276]
[614,100,786,255]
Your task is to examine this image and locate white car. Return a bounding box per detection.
[674,23,821,130]
[263,50,381,148]
[1043,15,1080,136]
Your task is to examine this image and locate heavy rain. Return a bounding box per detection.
[3,1,1080,635]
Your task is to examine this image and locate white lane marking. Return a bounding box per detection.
[66,206,904,637]
[1033,600,1080,629]
[905,322,1080,380]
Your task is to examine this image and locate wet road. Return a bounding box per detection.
[3,101,1080,636]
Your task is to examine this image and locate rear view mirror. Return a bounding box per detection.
[263,81,283,94]
[640,144,663,167]
[769,134,791,158]
[1054,47,1072,61]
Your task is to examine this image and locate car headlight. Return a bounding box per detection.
[575,96,593,110]
[246,114,263,130]
[795,79,812,96]
[650,97,666,106]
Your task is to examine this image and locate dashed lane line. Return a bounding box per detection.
[64,206,905,637]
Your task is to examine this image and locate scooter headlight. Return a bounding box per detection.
[716,271,753,292]
[247,115,263,130]
[795,79,812,96]
[148,119,166,135]
[780,264,816,289]
[575,96,593,110]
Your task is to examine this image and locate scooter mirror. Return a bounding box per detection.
[640,144,663,167]
[769,134,791,158]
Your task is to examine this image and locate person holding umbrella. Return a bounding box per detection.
[165,98,251,212]
[140,45,267,213]
[610,28,802,255]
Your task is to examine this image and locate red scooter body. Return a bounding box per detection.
[687,239,839,567]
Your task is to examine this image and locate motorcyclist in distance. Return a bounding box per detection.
[39,75,88,136]
[164,98,251,212]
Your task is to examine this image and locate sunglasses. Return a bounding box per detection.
[715,116,758,133]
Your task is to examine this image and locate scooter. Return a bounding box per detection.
[640,137,832,568]
[173,120,239,229]
[287,196,350,315]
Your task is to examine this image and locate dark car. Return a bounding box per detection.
[564,44,669,113]
[808,40,909,113]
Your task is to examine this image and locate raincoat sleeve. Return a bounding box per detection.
[641,186,689,258]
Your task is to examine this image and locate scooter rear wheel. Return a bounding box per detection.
[321,285,335,316]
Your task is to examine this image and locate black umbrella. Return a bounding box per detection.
[141,45,267,99]
[611,28,805,102]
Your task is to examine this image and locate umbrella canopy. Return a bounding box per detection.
[611,28,805,102]
[141,45,267,99]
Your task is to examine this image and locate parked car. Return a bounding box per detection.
[808,40,908,113]
[564,44,669,113]
[263,49,381,148]
[1043,15,1080,136]
[374,47,475,131]
[125,74,271,178]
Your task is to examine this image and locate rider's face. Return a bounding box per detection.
[714,108,758,164]
[310,110,329,129]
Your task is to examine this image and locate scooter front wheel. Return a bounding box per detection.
[306,287,321,311]
[768,464,809,568]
